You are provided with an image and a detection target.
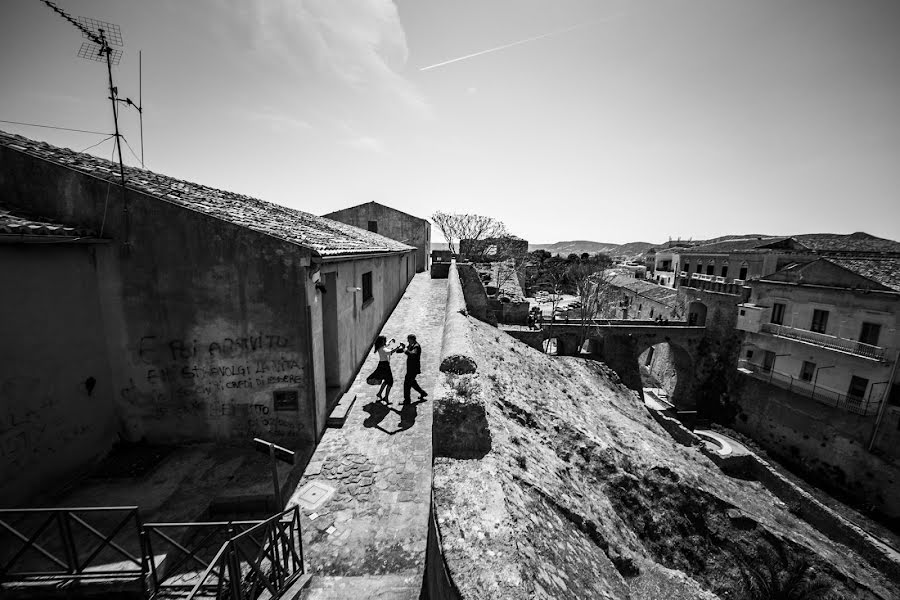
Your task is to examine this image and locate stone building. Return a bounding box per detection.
[607,274,680,320]
[0,131,416,505]
[323,201,430,273]
[459,235,528,262]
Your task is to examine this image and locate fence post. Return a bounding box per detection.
[59,512,79,575]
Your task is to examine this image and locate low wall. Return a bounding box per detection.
[456,264,495,325]
[489,299,528,325]
[439,262,477,375]
[730,375,900,521]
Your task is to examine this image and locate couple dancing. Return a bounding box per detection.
[371,334,427,404]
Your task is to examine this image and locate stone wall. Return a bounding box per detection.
[729,375,900,521]
[456,264,496,325]
[678,286,745,421]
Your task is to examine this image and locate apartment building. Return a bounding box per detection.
[736,257,900,415]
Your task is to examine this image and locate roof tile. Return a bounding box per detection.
[0,130,414,257]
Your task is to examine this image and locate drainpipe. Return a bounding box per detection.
[868,349,899,452]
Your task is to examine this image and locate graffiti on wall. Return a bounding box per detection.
[0,377,93,472]
[119,332,306,438]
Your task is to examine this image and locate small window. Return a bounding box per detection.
[848,376,869,401]
[362,271,373,304]
[810,309,829,334]
[650,307,654,318]
[695,263,702,273]
[746,349,754,359]
[739,263,748,280]
[860,322,882,346]
[771,303,786,325]
[739,309,746,316]
[721,266,728,278]
[800,361,815,382]
[706,264,715,275]
[367,220,378,233]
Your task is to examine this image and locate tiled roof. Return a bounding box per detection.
[609,274,678,306]
[678,236,791,254]
[0,131,414,257]
[0,204,95,238]
[826,257,900,292]
[793,232,900,254]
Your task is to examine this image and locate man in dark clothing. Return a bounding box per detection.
[403,334,427,403]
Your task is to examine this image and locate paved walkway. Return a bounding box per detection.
[289,273,446,599]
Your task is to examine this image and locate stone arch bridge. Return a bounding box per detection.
[506,320,707,410]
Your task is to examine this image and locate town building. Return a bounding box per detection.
[323,200,431,273]
[676,236,810,285]
[736,257,900,416]
[0,131,416,505]
[608,274,681,320]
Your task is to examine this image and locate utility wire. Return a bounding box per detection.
[0,119,111,136]
[78,134,115,154]
[121,135,142,166]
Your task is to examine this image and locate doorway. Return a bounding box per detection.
[321,272,342,404]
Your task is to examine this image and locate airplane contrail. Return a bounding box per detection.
[419,17,619,72]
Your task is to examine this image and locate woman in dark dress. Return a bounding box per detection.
[372,335,404,403]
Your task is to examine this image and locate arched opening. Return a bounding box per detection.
[639,343,678,404]
[543,337,559,355]
[637,341,695,410]
[687,301,708,326]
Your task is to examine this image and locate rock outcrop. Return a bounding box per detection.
[431,318,900,599]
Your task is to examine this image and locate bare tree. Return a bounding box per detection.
[431,212,507,257]
[568,258,615,351]
[537,257,568,353]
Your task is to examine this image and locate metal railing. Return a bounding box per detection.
[760,323,887,361]
[0,506,145,582]
[737,360,880,416]
[1,506,305,600]
[177,507,305,600]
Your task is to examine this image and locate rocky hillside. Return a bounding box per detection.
[432,318,900,599]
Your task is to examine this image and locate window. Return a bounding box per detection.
[696,263,702,273]
[746,349,754,359]
[860,322,882,346]
[738,263,748,280]
[800,361,815,382]
[721,266,728,278]
[706,264,715,275]
[770,303,786,325]
[810,309,829,334]
[762,350,776,372]
[650,308,655,318]
[739,309,746,316]
[362,271,373,304]
[367,220,378,233]
[848,376,869,401]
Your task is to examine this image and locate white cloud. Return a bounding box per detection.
[226,0,429,117]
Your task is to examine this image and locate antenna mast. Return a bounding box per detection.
[40,0,131,241]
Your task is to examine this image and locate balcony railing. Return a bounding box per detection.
[760,323,887,361]
[737,360,880,416]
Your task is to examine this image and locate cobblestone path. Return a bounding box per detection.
[290,273,446,599]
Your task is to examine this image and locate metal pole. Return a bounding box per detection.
[103,33,129,244]
[270,444,281,511]
[868,352,900,451]
[139,50,144,168]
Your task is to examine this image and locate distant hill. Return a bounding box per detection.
[529,240,656,258]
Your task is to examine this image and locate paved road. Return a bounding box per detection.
[289,273,447,599]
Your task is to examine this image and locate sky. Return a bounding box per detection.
[1,0,899,245]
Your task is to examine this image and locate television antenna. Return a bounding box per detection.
[39,0,141,242]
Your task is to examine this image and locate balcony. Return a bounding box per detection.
[760,323,887,361]
[737,360,880,416]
